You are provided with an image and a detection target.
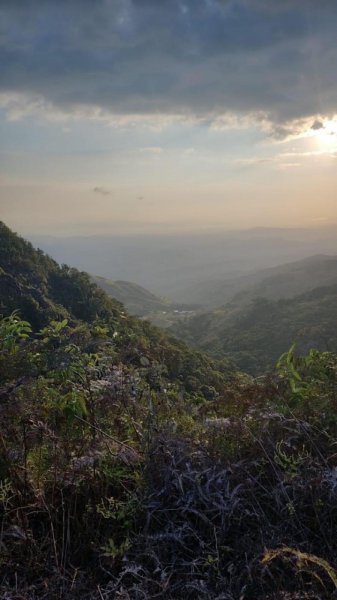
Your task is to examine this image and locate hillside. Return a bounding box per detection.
[233,254,337,306]
[2,222,337,599]
[91,275,200,328]
[91,276,170,316]
[174,254,337,308]
[0,221,236,399]
[172,283,337,374]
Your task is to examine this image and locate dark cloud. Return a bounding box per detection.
[92,186,112,196]
[311,119,324,130]
[1,0,337,129]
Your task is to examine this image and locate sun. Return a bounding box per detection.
[312,119,337,150]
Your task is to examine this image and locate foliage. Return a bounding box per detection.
[172,285,337,375]
[262,547,337,590]
[91,275,171,316]
[1,222,337,599]
[1,311,337,598]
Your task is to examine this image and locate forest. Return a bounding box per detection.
[1,222,337,599]
[171,285,337,375]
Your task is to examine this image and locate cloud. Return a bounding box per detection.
[92,186,113,196]
[311,119,324,131]
[182,147,195,157]
[1,0,337,135]
[277,162,301,169]
[139,146,163,154]
[234,157,274,168]
[311,216,330,223]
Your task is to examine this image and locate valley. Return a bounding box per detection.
[91,274,200,327]
[91,252,337,376]
[2,221,337,599]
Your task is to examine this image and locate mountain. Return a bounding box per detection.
[3,221,337,600]
[91,275,201,331]
[232,254,337,306]
[91,276,170,316]
[0,221,235,398]
[171,283,337,375]
[173,254,337,308]
[28,224,337,301]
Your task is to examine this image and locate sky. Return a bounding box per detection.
[1,0,337,236]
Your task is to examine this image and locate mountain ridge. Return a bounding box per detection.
[175,253,337,308]
[171,280,337,374]
[0,220,236,399]
[27,225,337,300]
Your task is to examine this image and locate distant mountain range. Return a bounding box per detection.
[14,223,337,376]
[28,225,337,302]
[93,255,337,320]
[91,257,337,364]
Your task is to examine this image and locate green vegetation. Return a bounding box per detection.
[1,222,337,599]
[0,222,236,398]
[175,254,337,308]
[91,276,171,316]
[172,285,337,374]
[233,254,337,306]
[92,274,200,328]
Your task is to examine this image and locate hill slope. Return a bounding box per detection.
[2,222,337,599]
[233,254,337,306]
[172,283,337,374]
[91,275,201,330]
[175,254,337,308]
[91,276,170,316]
[0,221,236,399]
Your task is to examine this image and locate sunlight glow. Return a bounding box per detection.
[312,119,337,150]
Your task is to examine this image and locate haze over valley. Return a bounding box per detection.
[29,224,337,304]
[26,227,337,363]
